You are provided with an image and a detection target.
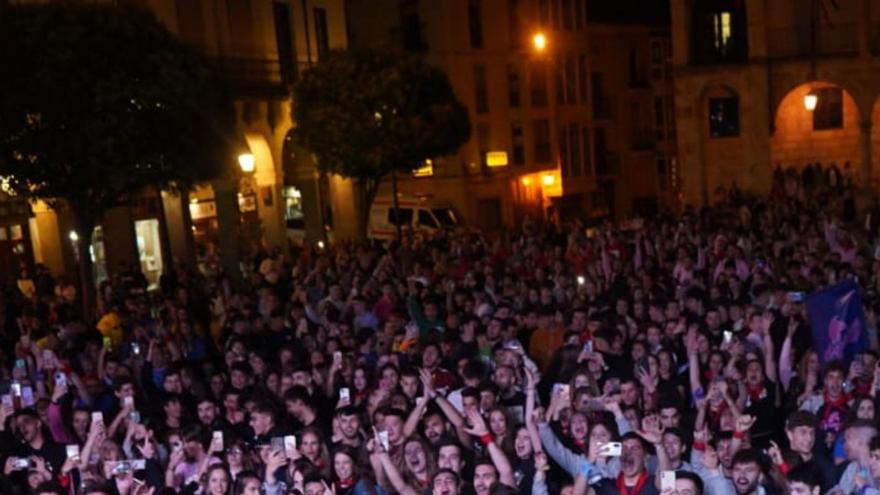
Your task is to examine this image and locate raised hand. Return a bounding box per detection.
[734,414,757,433]
[767,440,784,466]
[419,368,436,399]
[637,415,664,444]
[463,409,489,437]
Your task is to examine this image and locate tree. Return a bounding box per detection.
[293,48,470,240]
[0,3,236,318]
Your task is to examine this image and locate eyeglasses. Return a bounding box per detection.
[226,448,243,455]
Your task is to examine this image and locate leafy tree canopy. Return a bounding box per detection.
[0,3,236,221]
[293,47,470,205]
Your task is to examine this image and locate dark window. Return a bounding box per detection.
[813,87,843,130]
[477,124,490,166]
[582,126,592,175]
[313,8,329,60]
[511,122,525,165]
[555,62,564,104]
[708,96,740,138]
[538,0,550,26]
[575,0,584,31]
[594,127,609,174]
[628,47,646,87]
[508,0,521,48]
[388,208,413,226]
[692,0,748,64]
[560,127,570,177]
[507,65,521,108]
[530,62,548,107]
[474,65,489,114]
[534,119,551,163]
[272,2,296,83]
[468,0,484,49]
[418,210,438,228]
[578,54,588,103]
[400,0,425,51]
[592,72,609,119]
[565,54,577,104]
[654,96,665,127]
[569,124,581,176]
[561,0,573,30]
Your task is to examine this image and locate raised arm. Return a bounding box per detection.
[404,369,435,438]
[464,409,515,487]
[524,368,543,453]
[761,313,778,383]
[779,318,797,390]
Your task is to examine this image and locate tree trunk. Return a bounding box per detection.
[357,178,380,241]
[392,170,401,243]
[72,211,97,322]
[154,185,174,278]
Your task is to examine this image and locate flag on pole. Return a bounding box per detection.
[804,279,868,364]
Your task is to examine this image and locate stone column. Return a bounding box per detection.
[860,120,873,194]
[212,178,242,283]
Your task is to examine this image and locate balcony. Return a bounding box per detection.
[767,23,858,59]
[211,57,293,98]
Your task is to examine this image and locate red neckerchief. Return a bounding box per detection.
[335,477,355,489]
[822,392,850,422]
[573,438,587,453]
[746,382,765,402]
[617,471,649,495]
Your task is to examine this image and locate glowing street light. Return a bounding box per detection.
[238,153,256,173]
[804,91,818,111]
[532,32,547,52]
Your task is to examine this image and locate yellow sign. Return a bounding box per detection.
[486,151,509,168]
[414,160,434,177]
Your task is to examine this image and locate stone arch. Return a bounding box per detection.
[770,81,861,176]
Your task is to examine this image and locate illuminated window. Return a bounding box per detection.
[714,12,731,51]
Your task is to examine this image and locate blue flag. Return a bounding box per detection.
[805,279,868,364]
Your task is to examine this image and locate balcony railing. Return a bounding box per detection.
[210,57,295,97]
[767,23,858,59]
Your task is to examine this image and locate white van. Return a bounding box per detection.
[369,196,462,241]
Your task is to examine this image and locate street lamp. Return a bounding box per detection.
[532,32,547,52]
[238,153,256,174]
[804,91,818,111]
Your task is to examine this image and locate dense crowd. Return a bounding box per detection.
[4,190,880,495]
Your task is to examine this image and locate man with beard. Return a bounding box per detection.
[593,433,658,495]
[195,397,228,434]
[331,406,363,449]
[730,449,769,495]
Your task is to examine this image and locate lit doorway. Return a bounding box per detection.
[134,219,163,289]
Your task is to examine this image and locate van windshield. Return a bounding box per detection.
[432,208,459,227]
